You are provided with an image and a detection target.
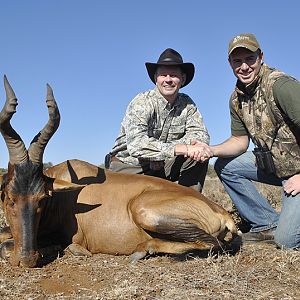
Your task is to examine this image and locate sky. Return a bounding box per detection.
[0,1,300,167]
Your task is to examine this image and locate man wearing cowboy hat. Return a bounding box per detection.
[106,48,210,192]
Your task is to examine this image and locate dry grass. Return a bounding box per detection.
[0,174,299,300]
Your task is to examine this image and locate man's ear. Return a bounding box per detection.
[154,71,158,84]
[181,73,186,87]
[259,51,264,63]
[228,55,233,67]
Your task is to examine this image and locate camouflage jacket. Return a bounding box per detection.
[230,64,300,177]
[110,88,209,166]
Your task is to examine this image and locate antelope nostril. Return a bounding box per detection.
[19,251,39,268]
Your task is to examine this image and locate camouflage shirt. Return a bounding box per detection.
[110,87,209,166]
[230,64,300,177]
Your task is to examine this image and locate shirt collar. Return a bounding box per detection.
[154,87,181,110]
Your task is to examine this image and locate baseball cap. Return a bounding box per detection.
[228,33,261,56]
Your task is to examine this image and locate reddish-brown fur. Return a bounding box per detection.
[0,158,239,267]
[0,77,239,268]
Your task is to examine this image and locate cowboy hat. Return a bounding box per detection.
[145,48,195,87]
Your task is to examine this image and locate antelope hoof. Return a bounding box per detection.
[130,251,147,264]
[65,243,92,257]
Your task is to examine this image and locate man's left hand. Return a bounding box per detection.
[283,174,300,196]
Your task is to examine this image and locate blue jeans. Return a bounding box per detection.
[214,151,300,249]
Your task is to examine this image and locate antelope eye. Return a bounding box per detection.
[8,199,15,207]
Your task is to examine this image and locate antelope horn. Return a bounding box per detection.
[28,84,60,164]
[0,75,28,164]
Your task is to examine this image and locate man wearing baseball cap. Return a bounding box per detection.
[197,33,300,249]
[106,48,210,192]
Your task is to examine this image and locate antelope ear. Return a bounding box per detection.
[45,177,86,193]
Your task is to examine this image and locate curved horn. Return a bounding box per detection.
[28,84,60,164]
[0,75,28,164]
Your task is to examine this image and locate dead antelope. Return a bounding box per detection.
[0,76,239,268]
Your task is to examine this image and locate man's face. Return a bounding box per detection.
[155,66,186,102]
[229,48,263,85]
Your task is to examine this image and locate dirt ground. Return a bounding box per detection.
[0,176,299,300]
[0,243,299,300]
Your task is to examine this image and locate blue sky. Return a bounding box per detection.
[1,1,300,167]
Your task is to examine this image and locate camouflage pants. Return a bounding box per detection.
[108,155,208,193]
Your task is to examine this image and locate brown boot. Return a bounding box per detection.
[242,228,276,243]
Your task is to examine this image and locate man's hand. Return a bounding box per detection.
[186,141,213,162]
[283,174,300,196]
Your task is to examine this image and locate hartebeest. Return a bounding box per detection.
[0,76,239,268]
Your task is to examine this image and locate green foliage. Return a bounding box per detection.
[0,168,7,175]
